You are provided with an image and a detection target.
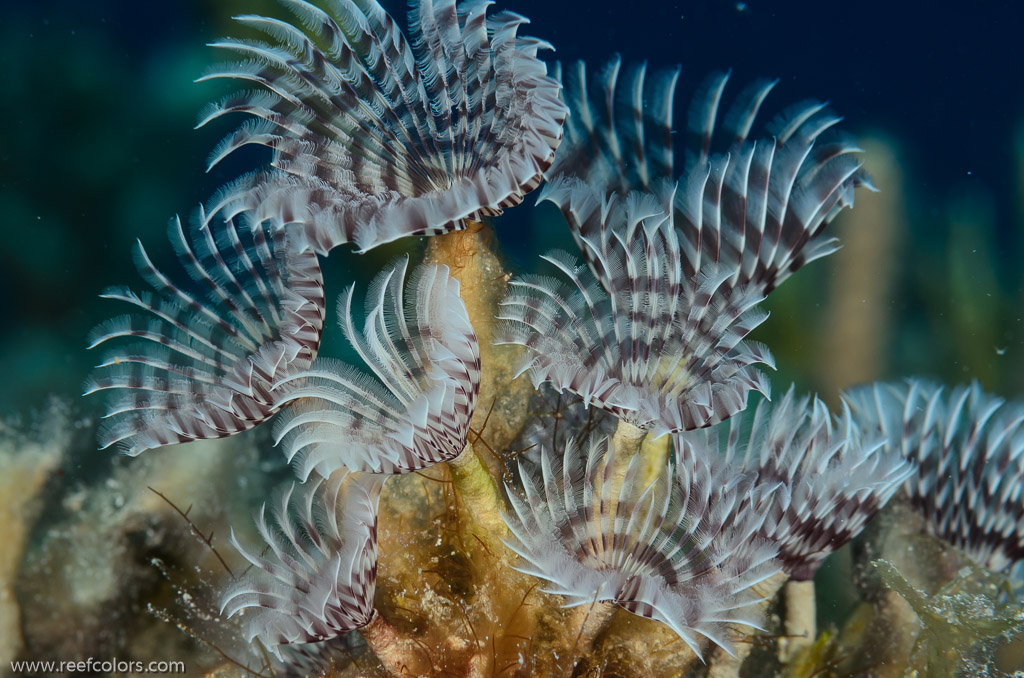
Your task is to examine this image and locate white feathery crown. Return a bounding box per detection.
[85,211,325,454]
[548,58,874,295]
[502,434,781,658]
[197,0,567,253]
[222,470,386,655]
[496,182,773,435]
[844,379,1024,577]
[497,59,872,434]
[273,259,481,479]
[680,387,914,580]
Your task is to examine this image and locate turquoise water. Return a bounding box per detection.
[1,0,1022,415]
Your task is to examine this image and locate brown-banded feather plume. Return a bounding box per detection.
[496,182,774,436]
[197,0,566,253]
[273,259,481,479]
[221,471,385,656]
[273,639,355,678]
[680,387,913,580]
[548,57,680,197]
[84,211,325,454]
[844,379,1024,578]
[502,434,781,658]
[546,58,874,297]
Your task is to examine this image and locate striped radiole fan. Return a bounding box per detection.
[272,259,481,479]
[548,56,874,294]
[844,379,1024,577]
[222,470,386,654]
[502,434,781,658]
[84,212,325,454]
[198,0,567,253]
[679,387,913,580]
[496,184,774,435]
[86,0,553,457]
[497,57,873,433]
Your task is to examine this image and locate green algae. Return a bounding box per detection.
[875,560,1024,677]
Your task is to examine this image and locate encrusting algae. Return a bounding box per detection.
[1,0,1018,676]
[0,401,68,668]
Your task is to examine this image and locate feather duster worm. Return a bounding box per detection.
[498,60,871,434]
[502,434,781,658]
[548,57,874,295]
[680,388,913,580]
[496,182,773,435]
[221,470,385,655]
[844,379,1024,576]
[84,212,325,454]
[198,0,566,253]
[273,259,480,479]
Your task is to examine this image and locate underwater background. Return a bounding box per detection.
[1,0,1024,676]
[2,0,1024,414]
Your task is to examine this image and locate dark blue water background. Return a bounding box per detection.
[0,0,1022,414]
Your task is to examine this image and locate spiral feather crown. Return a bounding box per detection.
[845,379,1024,577]
[198,0,567,253]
